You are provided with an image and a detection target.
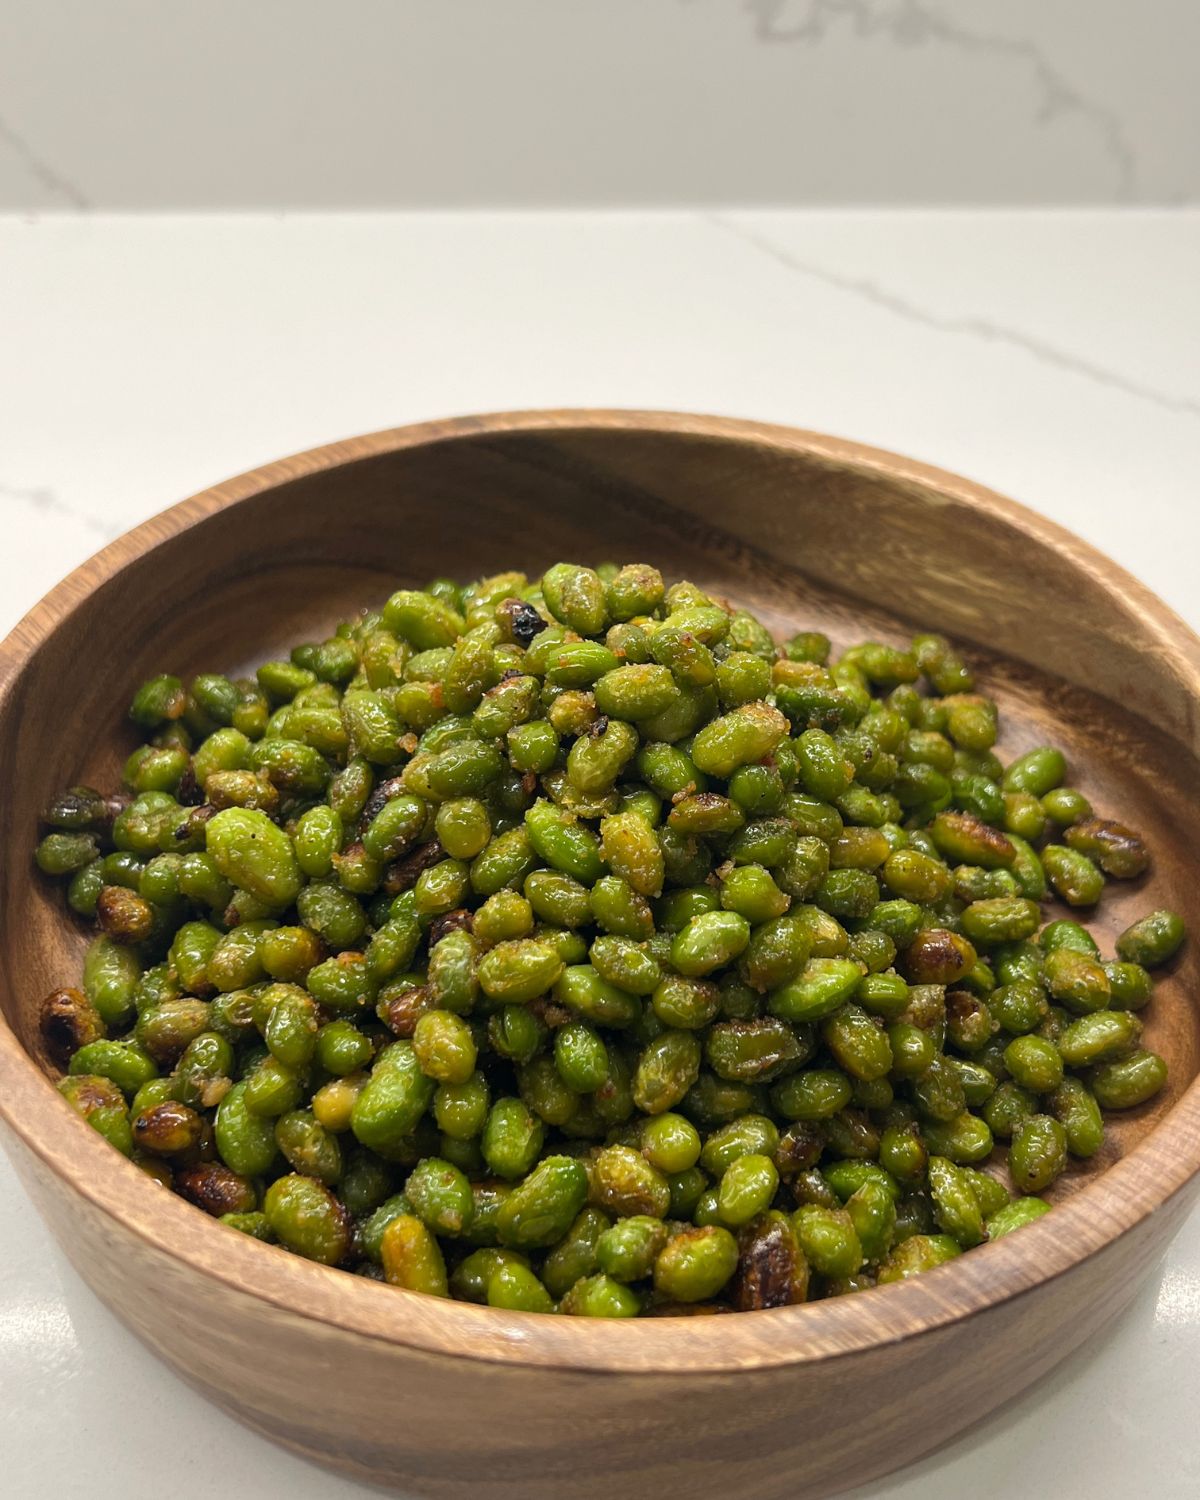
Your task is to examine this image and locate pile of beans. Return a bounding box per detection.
[35,562,1183,1315]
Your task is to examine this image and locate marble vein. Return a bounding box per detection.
[746,0,1138,199]
[0,481,119,539]
[0,114,90,210]
[707,212,1200,421]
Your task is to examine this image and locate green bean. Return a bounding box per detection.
[1050,1077,1105,1158]
[949,1057,998,1108]
[639,1112,702,1174]
[524,800,604,884]
[927,1156,985,1248]
[1010,1114,1069,1193]
[903,928,977,986]
[1041,845,1105,907]
[1044,948,1112,1015]
[591,934,661,996]
[1041,787,1092,827]
[1115,910,1186,968]
[653,1226,738,1302]
[83,935,142,1029]
[879,1121,928,1184]
[633,1030,703,1115]
[929,811,1015,869]
[670,910,751,977]
[822,1005,893,1082]
[380,1213,449,1295]
[405,1157,475,1235]
[1090,1049,1168,1109]
[877,1233,961,1281]
[40,985,107,1063]
[481,1097,545,1179]
[555,1022,610,1093]
[921,1111,993,1164]
[652,975,720,1031]
[261,1174,350,1265]
[275,1110,342,1185]
[1104,961,1154,1011]
[517,1055,580,1127]
[1002,747,1065,797]
[791,1205,862,1278]
[560,1273,642,1318]
[1003,1035,1064,1094]
[540,563,609,636]
[593,1215,668,1283]
[960,897,1040,946]
[598,810,664,898]
[1058,1010,1141,1068]
[843,1180,897,1264]
[478,938,564,1004]
[486,1260,555,1313]
[987,1196,1051,1238]
[554,964,641,1028]
[351,1042,435,1152]
[768,958,861,1023]
[716,1153,779,1227]
[495,1156,589,1249]
[705,1018,806,1085]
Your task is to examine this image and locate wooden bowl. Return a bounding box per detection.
[2,410,1199,1499]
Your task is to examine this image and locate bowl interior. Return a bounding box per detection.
[2,416,1198,1208]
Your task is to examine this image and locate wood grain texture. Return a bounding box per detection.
[1,410,1199,1497]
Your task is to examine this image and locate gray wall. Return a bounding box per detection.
[2,0,1196,210]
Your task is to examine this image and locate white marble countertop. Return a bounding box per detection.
[1,211,1198,1498]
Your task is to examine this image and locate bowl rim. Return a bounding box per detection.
[3,406,1200,1375]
